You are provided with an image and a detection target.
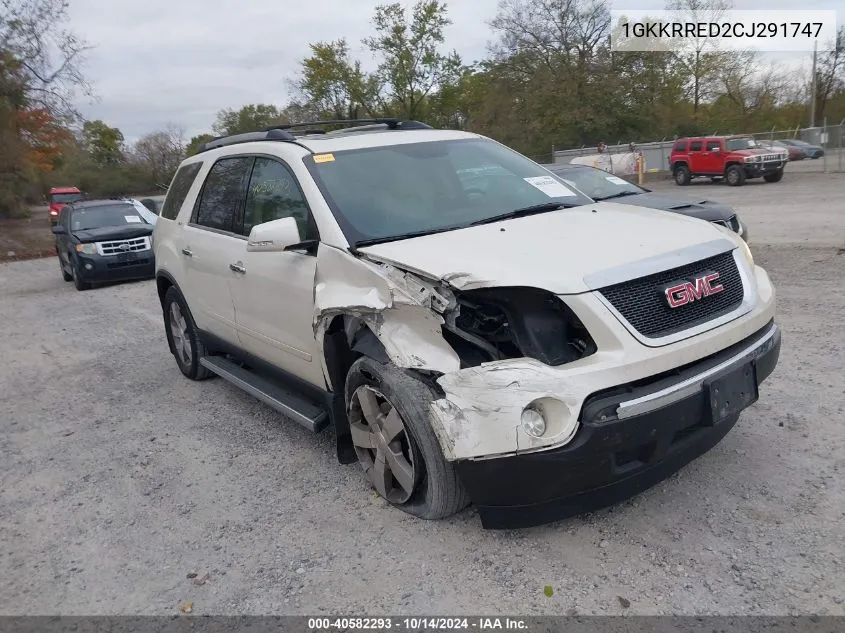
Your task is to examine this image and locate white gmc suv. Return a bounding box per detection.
[153,119,781,529]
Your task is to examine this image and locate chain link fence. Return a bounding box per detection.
[550,121,845,174]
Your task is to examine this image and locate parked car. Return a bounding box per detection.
[53,199,155,291]
[125,198,161,226]
[153,119,780,529]
[669,136,787,186]
[48,186,83,225]
[778,138,824,159]
[139,195,167,216]
[756,139,806,161]
[543,163,749,242]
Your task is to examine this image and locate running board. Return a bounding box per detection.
[199,356,329,433]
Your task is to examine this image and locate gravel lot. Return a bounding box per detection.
[1,172,844,616]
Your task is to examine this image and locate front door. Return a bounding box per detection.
[180,155,254,345]
[227,156,324,386]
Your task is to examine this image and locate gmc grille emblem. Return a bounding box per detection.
[663,272,724,308]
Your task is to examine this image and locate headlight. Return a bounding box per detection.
[75,243,97,255]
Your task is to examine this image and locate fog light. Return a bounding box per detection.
[84,263,93,270]
[521,407,547,438]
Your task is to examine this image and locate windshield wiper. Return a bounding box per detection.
[593,191,640,201]
[469,202,573,226]
[354,225,466,248]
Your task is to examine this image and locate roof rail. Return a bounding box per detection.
[264,118,432,132]
[196,119,432,154]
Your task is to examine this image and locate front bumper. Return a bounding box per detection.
[75,251,155,283]
[456,321,781,529]
[743,160,785,176]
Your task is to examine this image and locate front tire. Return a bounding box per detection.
[345,356,470,520]
[70,258,91,290]
[726,164,746,186]
[163,286,212,380]
[673,164,690,186]
[764,169,784,183]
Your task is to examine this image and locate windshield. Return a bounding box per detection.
[71,205,146,231]
[305,138,593,245]
[547,166,643,202]
[726,138,758,151]
[51,193,82,204]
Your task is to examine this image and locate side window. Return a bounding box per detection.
[689,141,703,152]
[673,140,687,152]
[194,157,254,232]
[161,162,203,220]
[242,157,316,240]
[706,140,721,151]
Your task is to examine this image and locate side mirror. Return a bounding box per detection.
[247,216,302,252]
[52,225,65,234]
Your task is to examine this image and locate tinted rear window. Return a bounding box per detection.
[51,193,83,204]
[161,163,203,220]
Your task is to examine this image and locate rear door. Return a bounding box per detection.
[687,140,704,172]
[228,155,324,385]
[181,156,253,345]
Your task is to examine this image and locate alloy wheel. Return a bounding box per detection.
[169,302,192,366]
[349,386,417,504]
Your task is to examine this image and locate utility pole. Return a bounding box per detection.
[809,40,818,128]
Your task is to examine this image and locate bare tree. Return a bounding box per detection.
[814,26,844,121]
[131,126,186,187]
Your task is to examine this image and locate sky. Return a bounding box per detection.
[66,0,842,143]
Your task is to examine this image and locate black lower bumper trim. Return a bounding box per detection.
[457,321,781,529]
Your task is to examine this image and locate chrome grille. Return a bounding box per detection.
[96,236,151,256]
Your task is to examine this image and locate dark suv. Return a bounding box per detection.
[53,199,156,290]
[669,136,787,186]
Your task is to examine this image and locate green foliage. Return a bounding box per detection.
[186,133,214,156]
[212,104,286,136]
[82,119,124,167]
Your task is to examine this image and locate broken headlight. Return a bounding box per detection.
[442,287,597,368]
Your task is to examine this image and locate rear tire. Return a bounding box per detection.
[345,356,470,520]
[726,164,746,186]
[673,164,690,186]
[163,286,212,380]
[764,169,784,183]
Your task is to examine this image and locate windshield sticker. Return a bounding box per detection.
[524,176,576,197]
[125,216,142,223]
[605,176,630,185]
[313,153,335,164]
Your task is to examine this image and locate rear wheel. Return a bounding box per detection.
[345,356,470,520]
[673,164,690,186]
[764,169,784,183]
[163,286,212,380]
[726,164,746,186]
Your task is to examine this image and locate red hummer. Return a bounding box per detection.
[48,186,83,224]
[669,136,787,187]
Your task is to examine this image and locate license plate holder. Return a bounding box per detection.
[116,251,134,262]
[704,362,758,426]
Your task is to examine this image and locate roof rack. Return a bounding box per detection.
[196,118,432,154]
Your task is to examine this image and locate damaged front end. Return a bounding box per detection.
[313,244,598,463]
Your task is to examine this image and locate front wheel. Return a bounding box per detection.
[726,164,746,186]
[764,169,784,183]
[163,286,212,380]
[70,259,91,290]
[345,356,470,520]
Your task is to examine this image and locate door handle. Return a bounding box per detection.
[229,262,246,274]
[181,248,193,257]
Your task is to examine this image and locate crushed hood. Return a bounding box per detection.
[358,202,736,294]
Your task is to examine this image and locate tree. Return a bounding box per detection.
[297,40,382,119]
[131,126,186,186]
[814,26,845,122]
[364,0,463,119]
[186,133,214,156]
[82,119,124,167]
[212,104,285,136]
